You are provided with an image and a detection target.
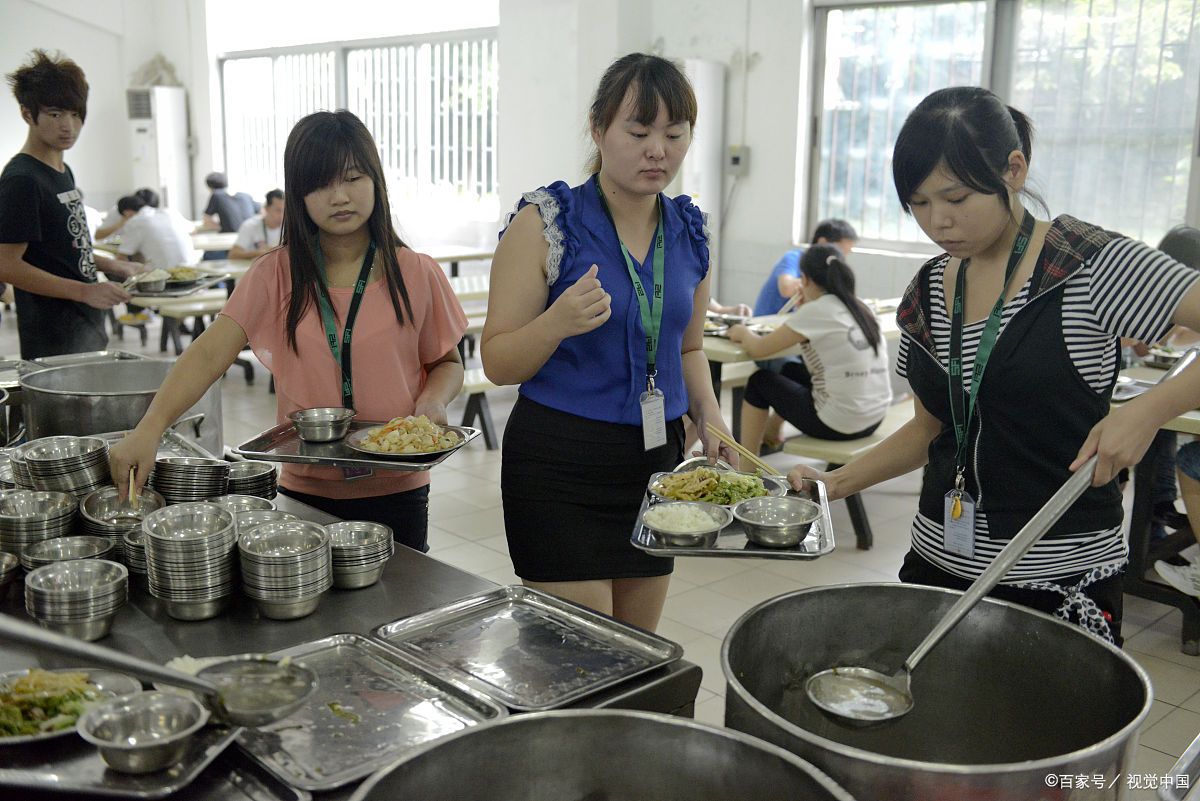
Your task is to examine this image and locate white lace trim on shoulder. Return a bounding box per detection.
[700,210,712,262]
[504,189,566,286]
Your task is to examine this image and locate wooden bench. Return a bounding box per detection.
[459,367,500,449]
[153,292,254,384]
[782,399,915,549]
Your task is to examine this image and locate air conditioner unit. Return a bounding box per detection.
[127,86,192,218]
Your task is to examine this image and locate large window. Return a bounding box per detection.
[810,0,1200,247]
[220,30,499,221]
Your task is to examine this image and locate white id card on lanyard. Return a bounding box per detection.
[640,387,667,451]
[943,489,976,559]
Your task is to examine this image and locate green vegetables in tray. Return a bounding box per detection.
[0,669,99,737]
[655,467,769,505]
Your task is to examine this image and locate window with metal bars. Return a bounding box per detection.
[809,0,1200,248]
[219,31,499,216]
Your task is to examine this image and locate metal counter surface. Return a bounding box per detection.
[0,493,701,800]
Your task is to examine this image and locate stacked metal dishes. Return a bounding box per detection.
[23,436,111,498]
[24,558,128,641]
[122,529,147,584]
[21,535,117,571]
[235,509,298,538]
[227,461,278,499]
[79,486,167,563]
[324,521,394,589]
[0,449,16,490]
[148,457,230,504]
[0,550,19,598]
[142,503,237,621]
[239,520,332,619]
[0,490,77,556]
[212,494,276,515]
[8,444,34,489]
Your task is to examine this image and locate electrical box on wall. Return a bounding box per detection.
[727,145,750,177]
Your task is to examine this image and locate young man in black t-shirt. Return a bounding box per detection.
[0,50,142,359]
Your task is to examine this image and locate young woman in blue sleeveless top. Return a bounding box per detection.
[482,54,736,632]
[791,87,1200,643]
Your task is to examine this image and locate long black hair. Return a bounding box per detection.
[892,86,1046,217]
[281,110,414,353]
[801,244,882,355]
[586,53,697,175]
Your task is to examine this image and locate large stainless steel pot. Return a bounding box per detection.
[350,709,857,801]
[723,584,1152,801]
[19,361,223,457]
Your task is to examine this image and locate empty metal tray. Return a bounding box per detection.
[371,586,684,711]
[236,633,505,791]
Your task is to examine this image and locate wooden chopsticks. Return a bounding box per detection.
[128,467,138,506]
[704,422,783,477]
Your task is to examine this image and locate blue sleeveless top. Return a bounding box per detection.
[500,174,711,426]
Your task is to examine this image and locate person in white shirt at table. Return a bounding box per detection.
[229,188,283,261]
[117,194,194,271]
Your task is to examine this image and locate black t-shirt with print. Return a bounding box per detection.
[0,153,107,359]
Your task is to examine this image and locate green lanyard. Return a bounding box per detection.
[314,240,376,410]
[595,181,665,383]
[948,210,1034,488]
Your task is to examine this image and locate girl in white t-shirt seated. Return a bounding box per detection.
[728,245,892,454]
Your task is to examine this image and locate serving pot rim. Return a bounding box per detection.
[720,581,1154,775]
[348,708,857,801]
[18,361,174,397]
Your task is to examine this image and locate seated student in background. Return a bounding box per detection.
[229,189,283,261]
[729,245,891,455]
[752,219,858,316]
[115,192,195,325]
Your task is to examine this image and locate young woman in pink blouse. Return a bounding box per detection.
[110,111,467,551]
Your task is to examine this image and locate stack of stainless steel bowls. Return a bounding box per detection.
[148,458,230,504]
[21,535,116,570]
[8,444,34,489]
[235,509,297,538]
[23,436,111,498]
[80,486,167,563]
[122,529,148,584]
[0,490,76,556]
[0,550,19,598]
[142,503,237,621]
[239,520,332,620]
[212,494,276,516]
[24,558,128,641]
[226,461,277,499]
[0,449,16,490]
[324,521,394,589]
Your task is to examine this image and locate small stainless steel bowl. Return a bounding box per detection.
[332,562,387,590]
[732,496,823,548]
[24,558,128,596]
[81,486,166,528]
[37,614,118,642]
[163,597,229,621]
[136,277,167,292]
[212,494,276,514]
[288,407,356,442]
[325,520,392,549]
[76,691,208,774]
[641,501,731,547]
[22,535,115,570]
[239,521,329,558]
[254,594,324,620]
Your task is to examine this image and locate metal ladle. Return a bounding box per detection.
[806,455,1099,725]
[0,613,316,727]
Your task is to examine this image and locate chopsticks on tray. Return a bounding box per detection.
[704,422,783,478]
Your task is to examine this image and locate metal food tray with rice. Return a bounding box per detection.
[129,273,230,299]
[235,421,480,472]
[632,475,835,560]
[234,633,505,792]
[371,585,684,711]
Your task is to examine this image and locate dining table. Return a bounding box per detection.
[425,245,494,278]
[703,299,902,439]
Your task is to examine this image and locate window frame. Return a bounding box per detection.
[803,0,1200,251]
[215,26,499,199]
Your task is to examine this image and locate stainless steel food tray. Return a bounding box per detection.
[235,421,480,472]
[94,429,218,461]
[371,585,684,711]
[30,350,148,368]
[1160,728,1199,801]
[0,722,238,798]
[631,476,836,559]
[237,633,505,791]
[1112,376,1155,403]
[182,745,311,801]
[130,274,230,299]
[0,358,40,392]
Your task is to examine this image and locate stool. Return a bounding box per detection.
[459,367,500,449]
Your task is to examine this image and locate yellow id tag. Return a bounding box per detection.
[943,490,976,558]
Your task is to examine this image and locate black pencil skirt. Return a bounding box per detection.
[501,395,684,582]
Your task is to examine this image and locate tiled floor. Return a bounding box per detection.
[8,306,1198,797]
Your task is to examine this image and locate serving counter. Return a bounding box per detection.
[0,493,702,800]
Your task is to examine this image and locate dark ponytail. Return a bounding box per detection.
[801,245,881,355]
[893,86,1047,217]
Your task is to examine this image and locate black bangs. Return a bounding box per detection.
[590,53,697,132]
[892,87,1023,213]
[285,114,372,199]
[628,73,696,127]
